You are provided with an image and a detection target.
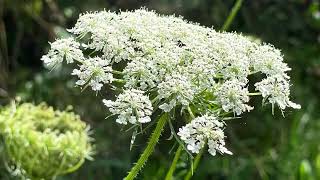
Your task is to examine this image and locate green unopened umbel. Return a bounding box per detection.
[0,103,94,180]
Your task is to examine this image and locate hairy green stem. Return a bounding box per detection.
[222,0,244,31]
[168,119,193,158]
[165,145,183,180]
[124,113,168,180]
[163,106,195,180]
[184,147,205,180]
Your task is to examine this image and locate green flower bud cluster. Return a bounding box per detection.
[0,103,94,180]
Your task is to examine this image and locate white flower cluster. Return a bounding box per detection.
[41,9,300,156]
[41,38,84,68]
[103,89,153,125]
[41,9,300,112]
[255,75,301,110]
[158,73,195,112]
[123,58,159,90]
[177,115,232,156]
[71,57,113,91]
[215,80,253,115]
[250,45,291,76]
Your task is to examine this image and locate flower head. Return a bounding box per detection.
[71,57,113,91]
[41,38,84,68]
[250,44,291,76]
[255,75,301,110]
[215,79,253,115]
[40,9,301,161]
[158,73,195,112]
[123,58,159,90]
[178,115,232,156]
[103,89,153,125]
[42,9,299,114]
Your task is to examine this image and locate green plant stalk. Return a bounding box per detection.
[165,145,183,180]
[222,0,244,31]
[124,113,168,180]
[187,106,195,119]
[184,147,205,180]
[164,106,197,179]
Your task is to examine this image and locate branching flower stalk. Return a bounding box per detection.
[165,145,183,180]
[185,147,205,180]
[41,8,300,179]
[125,113,168,180]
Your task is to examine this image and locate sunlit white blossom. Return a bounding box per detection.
[42,9,299,115]
[178,115,232,156]
[42,9,299,114]
[123,57,159,90]
[41,9,301,159]
[250,44,291,76]
[215,80,253,115]
[158,73,195,112]
[103,89,153,125]
[71,57,113,91]
[255,75,301,110]
[41,38,84,68]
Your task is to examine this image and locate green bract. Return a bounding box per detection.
[0,103,93,180]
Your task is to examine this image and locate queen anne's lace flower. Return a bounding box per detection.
[250,44,291,76]
[158,73,195,112]
[41,9,301,158]
[178,115,232,156]
[215,80,253,115]
[103,89,153,125]
[42,9,299,114]
[255,75,301,110]
[41,38,84,68]
[123,57,159,90]
[71,57,113,91]
[43,10,300,112]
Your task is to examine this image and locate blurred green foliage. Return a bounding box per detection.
[0,0,320,179]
